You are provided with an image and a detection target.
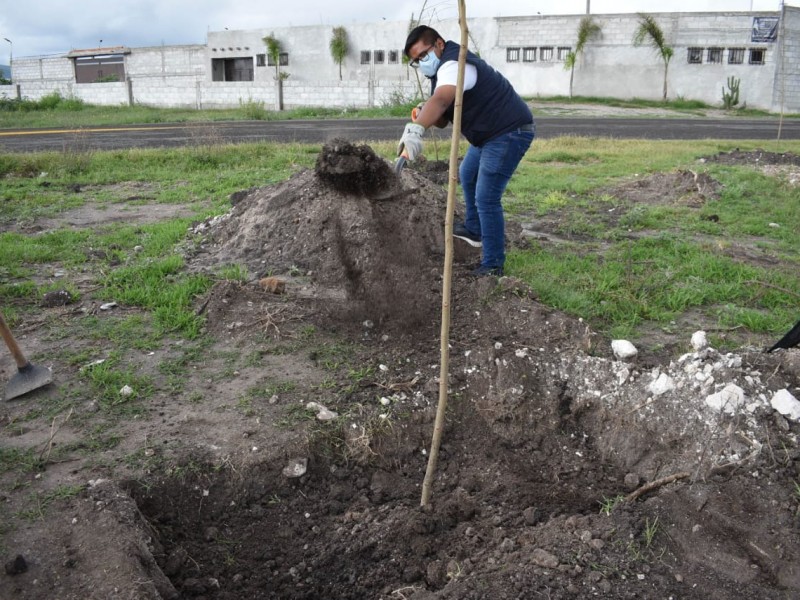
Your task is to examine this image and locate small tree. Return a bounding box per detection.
[564,16,601,98]
[633,13,673,101]
[329,27,349,81]
[263,34,284,81]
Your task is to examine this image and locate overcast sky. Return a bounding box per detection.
[0,0,791,60]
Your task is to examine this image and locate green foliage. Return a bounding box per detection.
[0,92,85,113]
[329,27,349,81]
[263,33,283,80]
[565,17,602,97]
[632,13,674,100]
[239,97,268,120]
[722,76,741,110]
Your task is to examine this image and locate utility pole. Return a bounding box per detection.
[586,0,590,14]
[3,38,11,81]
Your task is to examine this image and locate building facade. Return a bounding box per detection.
[2,8,798,114]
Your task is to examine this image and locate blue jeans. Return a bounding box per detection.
[459,127,535,269]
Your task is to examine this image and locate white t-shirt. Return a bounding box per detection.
[435,61,477,90]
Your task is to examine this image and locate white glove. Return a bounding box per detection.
[397,123,425,161]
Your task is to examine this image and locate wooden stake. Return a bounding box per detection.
[421,0,468,507]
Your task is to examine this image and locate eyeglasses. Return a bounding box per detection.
[409,44,435,68]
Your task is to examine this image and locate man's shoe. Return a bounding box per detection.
[470,265,504,277]
[453,223,482,247]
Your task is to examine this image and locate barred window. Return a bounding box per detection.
[256,54,266,67]
[388,50,399,64]
[507,47,520,62]
[374,50,385,64]
[707,47,723,64]
[749,48,766,65]
[687,47,703,64]
[523,47,537,62]
[557,46,571,61]
[266,52,289,67]
[728,48,745,64]
[360,50,371,65]
[540,46,554,62]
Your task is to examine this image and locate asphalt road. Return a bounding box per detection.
[0,117,798,152]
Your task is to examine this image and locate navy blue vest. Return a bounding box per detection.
[432,41,533,147]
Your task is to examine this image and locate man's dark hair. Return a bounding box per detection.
[404,26,443,58]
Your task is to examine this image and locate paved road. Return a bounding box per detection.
[1,117,798,152]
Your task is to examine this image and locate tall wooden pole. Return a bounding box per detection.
[420,0,468,507]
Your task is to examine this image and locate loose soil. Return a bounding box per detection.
[1,145,799,600]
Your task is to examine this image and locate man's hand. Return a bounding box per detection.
[397,123,425,161]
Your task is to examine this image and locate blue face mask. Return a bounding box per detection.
[418,52,441,78]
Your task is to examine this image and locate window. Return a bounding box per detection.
[211,57,254,81]
[557,46,571,61]
[523,47,537,62]
[687,47,703,64]
[267,52,289,67]
[360,50,371,64]
[256,54,266,67]
[728,48,745,64]
[374,50,385,64]
[707,47,722,64]
[73,55,126,83]
[506,47,520,62]
[749,48,765,65]
[540,46,554,62]
[388,50,399,64]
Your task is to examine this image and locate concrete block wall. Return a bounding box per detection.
[491,11,782,108]
[773,6,800,113]
[127,44,206,78]
[6,9,799,113]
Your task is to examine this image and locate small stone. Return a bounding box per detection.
[771,389,800,421]
[99,302,118,310]
[691,330,708,351]
[624,472,640,490]
[5,555,28,576]
[648,373,675,396]
[258,277,286,294]
[283,457,308,478]
[531,548,559,569]
[589,538,606,550]
[306,401,338,421]
[119,385,134,396]
[611,340,638,360]
[523,506,540,525]
[705,384,746,414]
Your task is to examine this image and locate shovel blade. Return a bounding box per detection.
[394,156,407,175]
[5,362,53,401]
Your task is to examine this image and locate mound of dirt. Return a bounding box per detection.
[706,149,800,167]
[191,140,459,329]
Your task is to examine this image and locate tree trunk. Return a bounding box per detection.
[569,66,575,98]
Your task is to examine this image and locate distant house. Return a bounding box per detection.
[2,7,799,113]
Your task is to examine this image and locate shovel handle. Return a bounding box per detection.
[0,311,30,370]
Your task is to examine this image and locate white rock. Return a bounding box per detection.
[100,302,118,311]
[306,401,338,421]
[648,373,675,396]
[691,331,708,351]
[612,340,638,360]
[119,385,134,396]
[771,389,800,421]
[282,458,308,478]
[705,384,746,414]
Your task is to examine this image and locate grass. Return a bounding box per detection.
[0,93,423,129]
[532,94,792,117]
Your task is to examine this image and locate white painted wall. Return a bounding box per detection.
[6,9,799,113]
